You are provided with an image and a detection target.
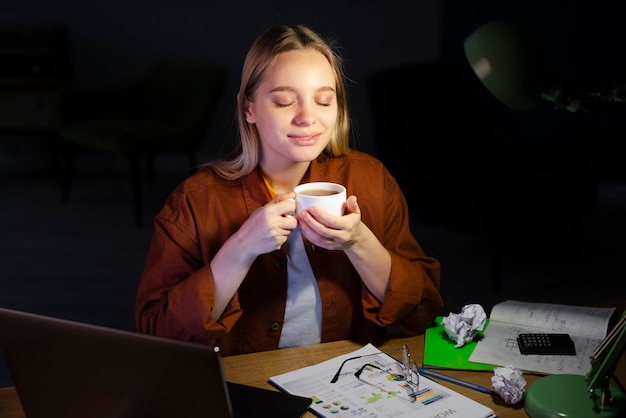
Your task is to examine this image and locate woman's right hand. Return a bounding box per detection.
[209,192,297,321]
[237,193,297,257]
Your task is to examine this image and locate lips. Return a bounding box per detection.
[289,133,321,145]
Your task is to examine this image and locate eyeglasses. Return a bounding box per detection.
[329,344,419,402]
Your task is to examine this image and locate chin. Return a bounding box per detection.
[291,146,327,162]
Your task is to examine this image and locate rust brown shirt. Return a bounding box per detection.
[135,150,443,356]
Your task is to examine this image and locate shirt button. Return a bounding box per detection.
[275,260,284,268]
[271,322,281,331]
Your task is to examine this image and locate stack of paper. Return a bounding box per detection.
[468,300,616,375]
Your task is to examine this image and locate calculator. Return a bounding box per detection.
[517,333,577,355]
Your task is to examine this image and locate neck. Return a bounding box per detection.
[260,162,310,194]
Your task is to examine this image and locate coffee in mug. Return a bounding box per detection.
[297,189,339,197]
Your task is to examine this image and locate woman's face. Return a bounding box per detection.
[245,49,338,170]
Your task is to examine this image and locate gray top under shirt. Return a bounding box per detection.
[278,226,323,348]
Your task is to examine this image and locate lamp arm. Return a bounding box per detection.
[586,312,626,396]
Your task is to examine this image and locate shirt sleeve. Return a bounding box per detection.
[360,171,443,335]
[135,189,243,344]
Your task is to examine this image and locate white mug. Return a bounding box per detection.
[294,182,346,217]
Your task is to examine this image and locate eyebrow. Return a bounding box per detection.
[269,86,336,94]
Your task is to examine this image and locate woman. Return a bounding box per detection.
[135,24,443,355]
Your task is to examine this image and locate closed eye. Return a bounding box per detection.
[316,93,335,107]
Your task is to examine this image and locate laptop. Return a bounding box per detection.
[0,307,311,418]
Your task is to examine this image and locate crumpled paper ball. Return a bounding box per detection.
[441,304,487,347]
[491,366,527,404]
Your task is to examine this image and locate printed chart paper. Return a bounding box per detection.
[270,343,495,418]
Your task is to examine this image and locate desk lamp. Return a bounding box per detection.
[524,312,626,417]
[463,21,624,113]
[465,23,626,413]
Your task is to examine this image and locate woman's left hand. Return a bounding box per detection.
[300,194,391,301]
[297,195,362,251]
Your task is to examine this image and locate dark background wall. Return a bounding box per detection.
[2,0,625,179]
[0,0,443,162]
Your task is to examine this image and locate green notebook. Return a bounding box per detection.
[422,316,497,371]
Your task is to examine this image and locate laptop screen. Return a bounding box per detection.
[0,307,311,418]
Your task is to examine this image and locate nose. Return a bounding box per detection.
[294,103,315,126]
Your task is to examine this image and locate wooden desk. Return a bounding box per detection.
[2,332,624,418]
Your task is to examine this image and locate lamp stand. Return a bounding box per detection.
[525,374,625,418]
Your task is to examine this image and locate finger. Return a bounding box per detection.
[268,196,296,219]
[346,195,359,214]
[299,210,339,242]
[304,207,342,230]
[282,198,297,219]
[266,230,289,252]
[278,192,296,201]
[279,216,298,232]
[284,198,296,218]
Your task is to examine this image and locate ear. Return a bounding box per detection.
[243,95,255,124]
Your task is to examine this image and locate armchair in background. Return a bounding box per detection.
[367,61,597,291]
[54,58,228,227]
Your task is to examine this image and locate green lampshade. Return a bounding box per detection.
[525,374,625,418]
[464,21,548,111]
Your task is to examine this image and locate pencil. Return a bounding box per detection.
[418,368,492,394]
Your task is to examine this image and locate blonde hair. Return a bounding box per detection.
[209,24,351,180]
